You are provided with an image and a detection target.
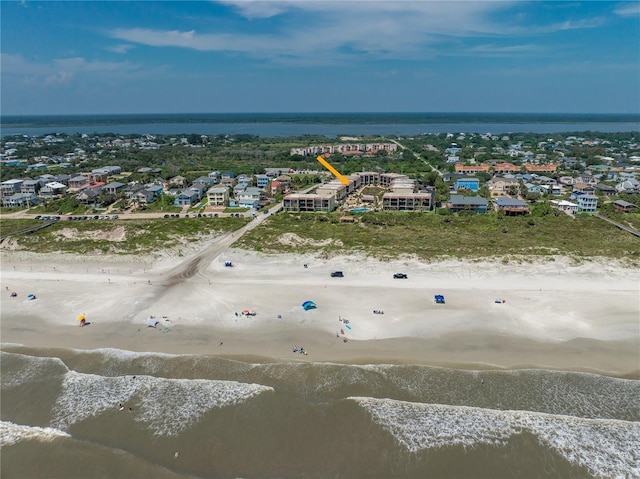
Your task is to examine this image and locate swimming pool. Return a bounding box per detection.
[350,208,369,213]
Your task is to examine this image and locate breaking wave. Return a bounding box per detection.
[51,371,273,435]
[0,352,69,388]
[0,421,71,447]
[352,397,640,479]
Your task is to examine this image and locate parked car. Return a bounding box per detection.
[164,214,170,218]
[393,273,408,279]
[331,271,344,278]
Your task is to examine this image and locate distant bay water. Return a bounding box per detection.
[1,113,639,138]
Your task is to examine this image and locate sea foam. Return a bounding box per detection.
[0,421,71,447]
[0,352,69,388]
[51,371,273,436]
[351,397,640,479]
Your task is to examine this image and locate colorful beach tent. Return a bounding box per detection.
[27,293,36,300]
[302,301,317,311]
[434,295,445,304]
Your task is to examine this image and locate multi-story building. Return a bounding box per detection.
[1,179,24,198]
[207,186,229,207]
[576,194,598,214]
[283,194,336,212]
[382,192,432,211]
[488,177,520,198]
[454,177,480,192]
[447,195,488,213]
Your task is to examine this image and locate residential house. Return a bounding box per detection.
[270,180,284,195]
[525,183,541,194]
[572,183,596,195]
[237,187,262,209]
[558,176,578,186]
[274,175,292,191]
[133,190,155,204]
[169,176,187,187]
[265,168,292,177]
[77,188,101,205]
[144,184,164,197]
[256,174,270,189]
[488,177,520,198]
[68,175,89,189]
[26,162,48,172]
[188,184,206,200]
[576,194,598,214]
[595,184,616,195]
[102,182,126,195]
[20,179,40,195]
[613,200,636,212]
[550,200,578,215]
[2,192,37,208]
[221,171,235,180]
[124,184,144,199]
[39,181,67,198]
[173,190,199,206]
[493,197,529,215]
[1,179,24,198]
[236,175,251,188]
[454,177,480,192]
[539,184,563,196]
[616,179,640,193]
[92,165,122,176]
[193,176,215,188]
[447,195,488,214]
[54,174,71,185]
[207,186,229,207]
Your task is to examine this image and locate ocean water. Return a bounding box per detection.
[1,112,639,137]
[2,346,639,478]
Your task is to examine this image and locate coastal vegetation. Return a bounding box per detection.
[235,211,640,262]
[0,217,248,255]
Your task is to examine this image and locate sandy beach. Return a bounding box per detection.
[1,243,639,377]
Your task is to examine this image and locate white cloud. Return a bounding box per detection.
[614,3,640,16]
[106,44,135,54]
[1,53,137,85]
[108,1,608,64]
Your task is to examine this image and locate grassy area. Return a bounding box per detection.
[235,211,640,262]
[136,195,182,213]
[224,207,250,213]
[0,217,249,255]
[0,218,42,236]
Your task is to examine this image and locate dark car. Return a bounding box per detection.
[393,273,408,279]
[331,271,344,278]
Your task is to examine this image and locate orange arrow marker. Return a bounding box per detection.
[316,155,349,185]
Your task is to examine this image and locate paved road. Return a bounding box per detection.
[388,138,443,176]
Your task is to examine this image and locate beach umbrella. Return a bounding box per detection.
[77,314,85,321]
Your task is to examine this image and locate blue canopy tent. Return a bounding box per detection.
[302,301,317,311]
[434,295,445,304]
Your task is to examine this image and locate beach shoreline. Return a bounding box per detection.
[1,248,639,377]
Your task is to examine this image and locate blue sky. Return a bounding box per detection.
[2,1,639,115]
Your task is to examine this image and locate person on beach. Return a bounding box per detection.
[118,403,124,411]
